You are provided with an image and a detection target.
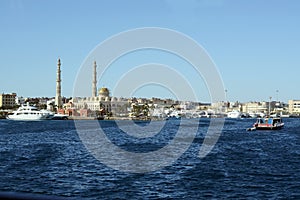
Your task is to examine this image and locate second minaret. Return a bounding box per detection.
[55,58,62,109]
[92,61,97,97]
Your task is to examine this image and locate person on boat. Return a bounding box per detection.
[254,118,263,127]
[268,118,272,125]
[265,118,269,124]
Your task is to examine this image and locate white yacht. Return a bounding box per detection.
[227,110,241,118]
[6,103,54,121]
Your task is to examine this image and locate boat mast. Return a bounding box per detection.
[268,96,272,116]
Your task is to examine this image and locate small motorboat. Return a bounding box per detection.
[247,117,284,131]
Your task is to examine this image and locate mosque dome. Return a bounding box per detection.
[98,87,110,97]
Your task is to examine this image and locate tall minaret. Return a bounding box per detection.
[55,58,62,109]
[92,61,97,97]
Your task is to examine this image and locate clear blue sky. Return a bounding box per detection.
[1,0,299,103]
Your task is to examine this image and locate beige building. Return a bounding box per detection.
[71,87,130,116]
[0,93,17,108]
[288,100,300,114]
[72,87,112,111]
[242,102,267,114]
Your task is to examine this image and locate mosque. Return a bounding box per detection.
[70,87,129,117]
[54,59,178,118]
[57,60,129,117]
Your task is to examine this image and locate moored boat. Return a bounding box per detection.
[227,110,241,118]
[6,103,53,121]
[50,113,69,120]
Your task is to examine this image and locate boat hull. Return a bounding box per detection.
[255,124,284,130]
[49,114,68,120]
[255,121,284,130]
[6,115,49,121]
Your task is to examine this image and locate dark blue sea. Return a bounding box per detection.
[0,118,299,199]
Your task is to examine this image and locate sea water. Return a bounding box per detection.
[0,118,299,199]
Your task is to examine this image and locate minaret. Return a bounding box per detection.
[55,58,62,109]
[92,61,97,97]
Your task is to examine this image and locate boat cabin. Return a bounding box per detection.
[254,117,284,130]
[256,118,282,125]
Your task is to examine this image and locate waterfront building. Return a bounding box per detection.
[242,101,268,114]
[15,96,25,105]
[46,99,55,111]
[288,100,300,114]
[0,93,17,109]
[178,101,201,110]
[211,101,228,113]
[197,103,211,110]
[71,87,130,117]
[72,87,112,112]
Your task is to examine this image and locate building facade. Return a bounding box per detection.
[70,87,130,117]
[0,93,17,108]
[288,100,300,114]
[242,101,268,114]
